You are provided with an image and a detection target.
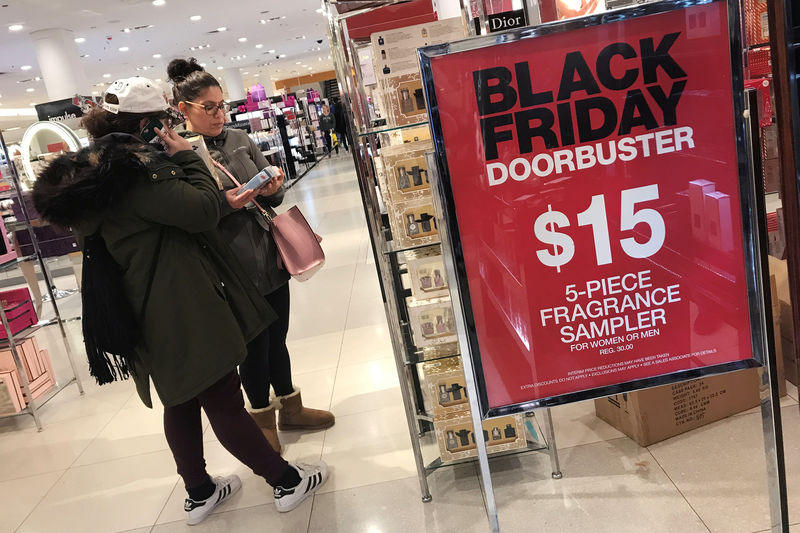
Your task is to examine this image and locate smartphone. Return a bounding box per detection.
[236,167,278,196]
[141,119,166,147]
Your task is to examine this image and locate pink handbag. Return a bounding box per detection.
[212,160,325,281]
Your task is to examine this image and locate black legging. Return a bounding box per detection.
[322,131,333,154]
[239,283,293,408]
[335,129,348,153]
[163,371,290,490]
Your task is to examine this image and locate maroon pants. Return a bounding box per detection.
[163,371,289,490]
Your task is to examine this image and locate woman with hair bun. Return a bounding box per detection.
[167,58,335,455]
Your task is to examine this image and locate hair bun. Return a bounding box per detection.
[167,58,204,83]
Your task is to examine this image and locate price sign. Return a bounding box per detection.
[421,0,763,415]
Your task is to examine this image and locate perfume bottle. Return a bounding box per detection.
[504,424,517,439]
[419,213,432,233]
[411,165,423,186]
[439,384,450,405]
[378,36,385,45]
[407,214,419,236]
[400,88,414,113]
[397,167,410,189]
[421,28,428,38]
[492,427,502,440]
[420,275,433,289]
[381,49,387,60]
[383,65,391,75]
[433,269,444,287]
[446,430,458,450]
[436,315,447,334]
[422,321,435,336]
[451,383,464,401]
[422,169,429,184]
[414,88,425,110]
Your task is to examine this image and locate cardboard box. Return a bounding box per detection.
[768,256,793,342]
[769,272,788,396]
[594,369,762,447]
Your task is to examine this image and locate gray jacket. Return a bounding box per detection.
[200,127,291,295]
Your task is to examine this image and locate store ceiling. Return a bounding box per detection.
[0,0,334,113]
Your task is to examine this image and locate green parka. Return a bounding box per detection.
[32,134,276,408]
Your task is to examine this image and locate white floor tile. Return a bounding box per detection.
[330,358,401,417]
[550,399,627,449]
[309,467,487,533]
[0,412,114,482]
[489,439,710,533]
[73,405,168,466]
[285,331,343,376]
[18,450,179,533]
[338,323,394,366]
[649,405,800,532]
[287,265,356,339]
[344,263,386,331]
[0,470,63,532]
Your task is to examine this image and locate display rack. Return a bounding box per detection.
[323,0,561,506]
[0,129,85,431]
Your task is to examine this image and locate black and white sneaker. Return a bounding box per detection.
[273,462,328,513]
[184,474,242,526]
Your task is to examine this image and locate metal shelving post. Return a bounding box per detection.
[0,129,84,431]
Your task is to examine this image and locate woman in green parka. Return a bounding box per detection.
[31,77,327,525]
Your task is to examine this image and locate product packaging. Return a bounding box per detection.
[408,297,457,347]
[388,197,440,248]
[423,357,471,419]
[406,246,450,300]
[379,140,434,203]
[434,413,526,462]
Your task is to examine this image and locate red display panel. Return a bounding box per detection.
[426,1,756,410]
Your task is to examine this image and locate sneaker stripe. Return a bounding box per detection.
[308,476,316,492]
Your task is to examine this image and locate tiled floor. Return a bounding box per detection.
[1,154,799,532]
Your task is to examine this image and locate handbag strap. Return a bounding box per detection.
[139,226,165,323]
[211,159,273,220]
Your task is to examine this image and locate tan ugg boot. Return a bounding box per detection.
[277,388,335,431]
[248,401,282,454]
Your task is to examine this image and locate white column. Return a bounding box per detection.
[222,68,247,101]
[30,28,90,100]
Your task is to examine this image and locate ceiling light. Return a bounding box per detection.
[26,88,34,92]
[279,54,286,58]
[318,57,322,61]
[155,78,162,82]
[103,73,111,78]
[315,7,323,13]
[200,62,207,67]
[302,35,306,39]
[92,91,99,95]
[20,65,31,71]
[34,76,41,81]
[216,26,227,32]
[190,15,201,21]
[80,54,90,58]
[296,61,301,65]
[259,20,266,24]
[8,24,23,32]
[255,44,263,49]
[238,37,247,42]
[123,27,131,33]
[217,66,223,70]
[308,67,313,71]
[119,46,129,52]
[152,0,166,5]
[74,37,86,43]
[243,71,249,75]
[29,103,36,106]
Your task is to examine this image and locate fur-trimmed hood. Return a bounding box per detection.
[32,133,163,229]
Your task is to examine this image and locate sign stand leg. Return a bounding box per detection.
[747,89,790,532]
[542,408,563,479]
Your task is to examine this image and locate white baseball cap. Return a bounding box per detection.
[102,77,170,115]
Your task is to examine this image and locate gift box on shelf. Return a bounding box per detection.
[378,140,434,203]
[0,376,17,415]
[388,197,440,249]
[434,412,526,463]
[0,288,38,340]
[406,246,450,301]
[422,357,471,419]
[0,337,55,413]
[407,297,457,348]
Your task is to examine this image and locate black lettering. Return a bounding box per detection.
[640,32,687,84]
[481,114,514,160]
[515,108,558,154]
[575,97,618,143]
[557,51,601,101]
[618,89,659,135]
[515,62,554,108]
[596,42,639,91]
[474,67,517,116]
[557,102,576,146]
[647,79,687,125]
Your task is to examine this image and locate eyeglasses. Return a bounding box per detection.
[185,101,230,116]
